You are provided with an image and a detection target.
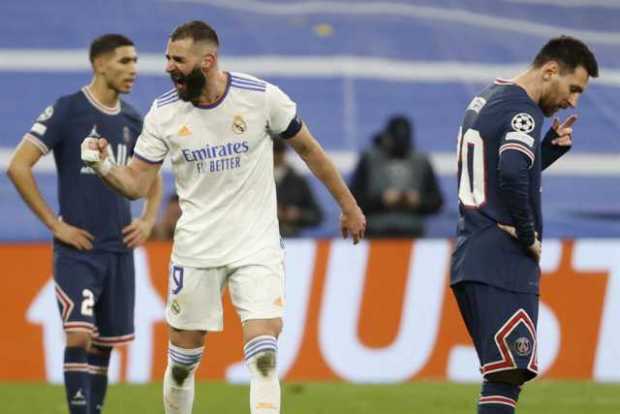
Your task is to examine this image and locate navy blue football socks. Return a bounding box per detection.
[478,381,521,414]
[88,346,112,413]
[64,346,90,414]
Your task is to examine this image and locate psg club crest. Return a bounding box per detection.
[232,114,247,135]
[513,337,532,356]
[511,113,535,133]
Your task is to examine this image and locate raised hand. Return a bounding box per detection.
[81,137,106,162]
[81,137,112,175]
[550,114,578,146]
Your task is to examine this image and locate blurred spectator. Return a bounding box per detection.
[350,115,443,237]
[274,138,323,237]
[150,193,181,240]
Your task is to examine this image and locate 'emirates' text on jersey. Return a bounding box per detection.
[134,72,297,267]
[26,88,142,252]
[451,80,544,293]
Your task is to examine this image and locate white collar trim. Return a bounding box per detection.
[82,86,121,115]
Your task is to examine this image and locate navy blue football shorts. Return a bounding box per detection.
[452,281,539,382]
[53,247,135,346]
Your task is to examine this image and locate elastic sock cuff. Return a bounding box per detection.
[244,336,277,360]
[168,342,204,367]
[169,342,204,355]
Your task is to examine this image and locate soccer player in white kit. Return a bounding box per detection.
[81,20,367,414]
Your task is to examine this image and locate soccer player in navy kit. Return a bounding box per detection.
[451,36,598,413]
[7,35,162,413]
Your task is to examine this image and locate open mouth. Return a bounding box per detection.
[170,73,186,89]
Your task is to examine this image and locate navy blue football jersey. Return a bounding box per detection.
[451,79,545,293]
[26,87,142,252]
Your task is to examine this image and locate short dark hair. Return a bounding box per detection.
[89,34,134,63]
[533,35,599,78]
[170,20,219,46]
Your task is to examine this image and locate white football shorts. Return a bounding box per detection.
[165,260,285,331]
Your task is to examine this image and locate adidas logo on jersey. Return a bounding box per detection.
[178,125,192,136]
[88,125,101,139]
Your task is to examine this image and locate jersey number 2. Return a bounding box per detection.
[457,128,486,207]
[81,289,94,316]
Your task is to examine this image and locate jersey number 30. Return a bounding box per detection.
[457,128,486,207]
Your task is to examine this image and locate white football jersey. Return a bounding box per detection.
[135,72,297,267]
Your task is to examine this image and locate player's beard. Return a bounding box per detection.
[540,96,558,117]
[173,66,206,103]
[540,79,562,116]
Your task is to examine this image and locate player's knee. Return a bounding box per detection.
[270,319,283,337]
[65,332,92,350]
[486,369,534,385]
[243,319,283,343]
[169,327,206,349]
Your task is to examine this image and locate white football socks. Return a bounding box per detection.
[244,335,280,414]
[163,343,204,414]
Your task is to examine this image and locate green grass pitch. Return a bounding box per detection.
[1,381,619,413]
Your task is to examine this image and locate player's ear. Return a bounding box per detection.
[542,61,560,81]
[92,55,109,75]
[201,52,216,72]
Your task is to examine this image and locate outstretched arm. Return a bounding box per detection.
[82,137,161,200]
[287,124,366,243]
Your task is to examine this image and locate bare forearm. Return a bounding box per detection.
[301,146,358,212]
[99,165,148,200]
[7,165,59,230]
[140,174,163,224]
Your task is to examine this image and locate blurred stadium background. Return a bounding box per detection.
[1,0,619,412]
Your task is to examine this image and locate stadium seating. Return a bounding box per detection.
[1,0,619,240]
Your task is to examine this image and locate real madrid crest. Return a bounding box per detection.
[232,114,247,135]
